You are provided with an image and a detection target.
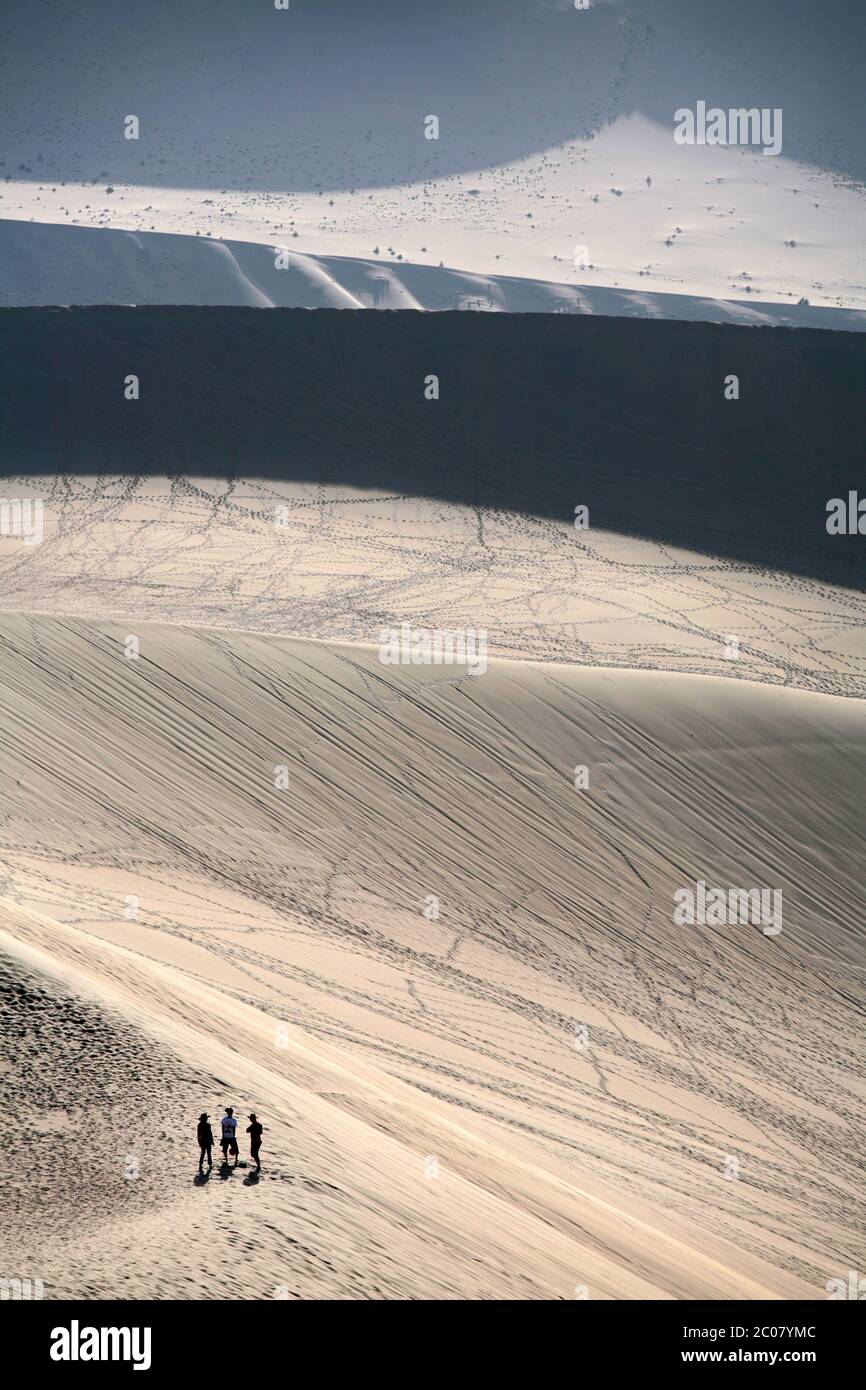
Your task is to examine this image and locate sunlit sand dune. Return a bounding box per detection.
[2,476,864,696]
[2,0,864,1312]
[1,612,863,1298]
[3,218,865,331]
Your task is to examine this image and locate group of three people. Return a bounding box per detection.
[197,1107,264,1172]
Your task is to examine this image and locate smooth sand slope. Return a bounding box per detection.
[0,612,863,1299]
[1,474,865,697]
[3,218,865,331]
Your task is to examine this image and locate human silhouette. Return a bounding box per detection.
[246,1113,263,1172]
[197,1113,214,1172]
[220,1107,239,1166]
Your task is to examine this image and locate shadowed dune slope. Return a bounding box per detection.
[0,613,863,1297]
[3,0,864,188]
[2,308,865,590]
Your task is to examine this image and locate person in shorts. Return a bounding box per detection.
[220,1107,239,1165]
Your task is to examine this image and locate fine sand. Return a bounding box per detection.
[2,0,863,1305]
[3,8,864,318]
[1,475,864,696]
[0,609,863,1299]
[3,218,865,332]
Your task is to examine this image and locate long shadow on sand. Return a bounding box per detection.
[2,307,864,591]
[3,1,863,188]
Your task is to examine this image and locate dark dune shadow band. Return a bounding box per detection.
[3,0,864,188]
[1,307,864,591]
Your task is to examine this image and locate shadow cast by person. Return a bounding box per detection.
[243,1171,261,1187]
[218,1161,236,1180]
[193,1170,211,1186]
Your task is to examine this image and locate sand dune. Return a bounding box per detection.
[2,474,865,697]
[4,308,865,593]
[4,2,865,316]
[2,0,863,1309]
[0,611,863,1298]
[1,309,863,1299]
[0,900,792,1302]
[7,0,864,189]
[3,218,865,331]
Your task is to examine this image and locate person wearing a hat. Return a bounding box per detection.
[197,1113,214,1172]
[246,1113,264,1172]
